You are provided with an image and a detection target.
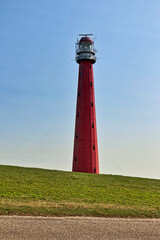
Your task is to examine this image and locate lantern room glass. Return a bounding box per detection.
[79,42,93,52]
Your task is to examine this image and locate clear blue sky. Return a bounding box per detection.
[0,0,160,179]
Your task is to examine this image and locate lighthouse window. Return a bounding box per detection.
[91,102,93,107]
[92,122,94,128]
[78,91,80,96]
[75,157,77,162]
[90,81,92,87]
[77,112,79,117]
[93,144,95,150]
[80,72,81,77]
[90,64,91,69]
[76,133,78,139]
[94,168,96,173]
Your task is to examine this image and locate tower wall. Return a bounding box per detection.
[72,60,99,174]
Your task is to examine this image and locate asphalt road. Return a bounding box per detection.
[0,216,160,240]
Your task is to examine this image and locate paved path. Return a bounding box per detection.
[0,216,160,240]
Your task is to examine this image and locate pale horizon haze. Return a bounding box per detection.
[0,0,160,179]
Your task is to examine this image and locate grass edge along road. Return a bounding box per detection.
[0,165,160,218]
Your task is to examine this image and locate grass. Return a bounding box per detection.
[0,165,160,218]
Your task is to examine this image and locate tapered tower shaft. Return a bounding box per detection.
[72,35,99,174]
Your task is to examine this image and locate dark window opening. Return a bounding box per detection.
[91,102,93,107]
[90,64,91,69]
[80,72,81,77]
[94,168,96,173]
[78,91,80,96]
[93,144,95,150]
[76,133,78,139]
[90,81,92,87]
[92,122,94,128]
[77,112,79,117]
[75,157,77,162]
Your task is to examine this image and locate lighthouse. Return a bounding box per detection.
[72,34,99,174]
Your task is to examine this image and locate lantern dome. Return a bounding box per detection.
[79,37,93,43]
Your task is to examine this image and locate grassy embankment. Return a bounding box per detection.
[0,165,160,218]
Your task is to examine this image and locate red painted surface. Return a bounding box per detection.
[79,36,93,43]
[72,60,99,174]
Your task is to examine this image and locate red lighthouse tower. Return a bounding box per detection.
[72,34,99,174]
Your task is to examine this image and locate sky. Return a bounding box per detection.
[0,0,160,179]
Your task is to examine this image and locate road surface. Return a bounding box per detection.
[0,216,160,240]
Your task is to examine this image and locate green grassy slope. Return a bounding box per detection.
[0,165,160,218]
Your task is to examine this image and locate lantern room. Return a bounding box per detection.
[75,35,96,63]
